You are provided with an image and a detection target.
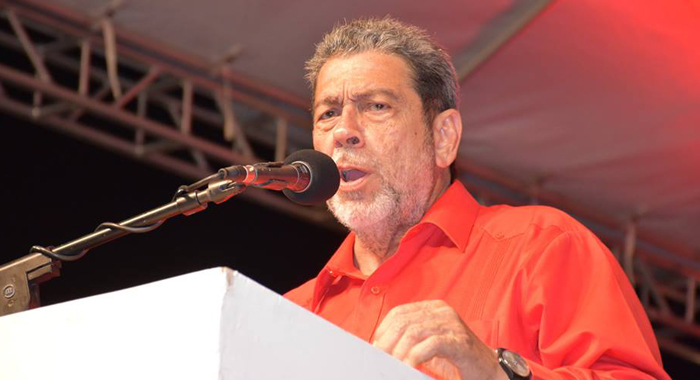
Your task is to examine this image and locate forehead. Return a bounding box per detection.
[314,52,416,106]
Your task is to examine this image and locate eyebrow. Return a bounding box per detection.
[313,89,401,111]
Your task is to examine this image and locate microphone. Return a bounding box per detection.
[217,150,340,205]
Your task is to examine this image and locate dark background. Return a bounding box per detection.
[0,112,345,301]
[0,112,694,379]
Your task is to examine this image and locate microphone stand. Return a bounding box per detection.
[0,176,246,317]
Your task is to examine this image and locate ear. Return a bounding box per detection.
[431,109,463,169]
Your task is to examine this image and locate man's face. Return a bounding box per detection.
[312,51,437,231]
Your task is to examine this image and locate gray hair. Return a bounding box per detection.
[306,17,459,124]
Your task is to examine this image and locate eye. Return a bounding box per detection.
[369,103,388,111]
[318,109,337,120]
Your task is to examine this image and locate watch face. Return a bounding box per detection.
[502,350,530,377]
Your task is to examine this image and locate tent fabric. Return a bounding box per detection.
[460,0,700,256]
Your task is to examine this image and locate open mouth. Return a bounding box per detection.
[340,169,367,182]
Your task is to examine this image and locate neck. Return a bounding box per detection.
[352,173,451,276]
[353,221,409,275]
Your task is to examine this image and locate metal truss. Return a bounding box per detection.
[0,0,336,227]
[0,0,698,366]
[453,0,556,82]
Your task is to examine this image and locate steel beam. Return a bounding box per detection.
[0,94,338,227]
[0,64,249,164]
[0,26,306,154]
[454,0,556,81]
[6,9,52,83]
[114,66,160,108]
[0,0,312,126]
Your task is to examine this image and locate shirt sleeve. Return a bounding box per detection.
[521,230,671,380]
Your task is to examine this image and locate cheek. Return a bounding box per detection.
[372,137,405,171]
[312,131,330,153]
[373,128,406,154]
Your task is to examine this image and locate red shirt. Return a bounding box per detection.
[286,181,670,380]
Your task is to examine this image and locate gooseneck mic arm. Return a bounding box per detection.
[30,178,245,263]
[0,150,339,317]
[0,178,244,317]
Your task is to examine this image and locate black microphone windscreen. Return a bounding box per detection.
[282,150,339,205]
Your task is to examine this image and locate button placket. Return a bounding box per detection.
[354,283,387,341]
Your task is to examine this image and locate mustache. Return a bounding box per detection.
[332,148,377,168]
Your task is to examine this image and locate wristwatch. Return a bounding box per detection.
[496,348,531,380]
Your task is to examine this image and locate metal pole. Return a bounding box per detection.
[624,219,637,285]
[6,9,52,83]
[0,63,249,164]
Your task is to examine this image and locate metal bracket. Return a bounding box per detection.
[0,252,61,316]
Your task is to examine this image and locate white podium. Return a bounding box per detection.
[0,268,429,380]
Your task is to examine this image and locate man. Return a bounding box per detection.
[285,18,670,380]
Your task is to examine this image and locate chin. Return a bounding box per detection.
[328,192,394,232]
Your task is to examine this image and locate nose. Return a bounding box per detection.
[333,108,364,149]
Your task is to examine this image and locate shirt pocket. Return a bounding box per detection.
[464,319,500,348]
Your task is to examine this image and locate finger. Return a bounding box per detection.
[391,321,446,361]
[373,309,434,352]
[403,335,453,368]
[373,318,411,354]
[375,311,459,359]
[373,303,420,341]
[373,300,448,343]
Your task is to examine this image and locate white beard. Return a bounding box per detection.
[328,142,436,235]
[328,174,398,231]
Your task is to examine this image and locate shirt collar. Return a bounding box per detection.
[322,180,480,277]
[419,180,480,252]
[324,232,365,279]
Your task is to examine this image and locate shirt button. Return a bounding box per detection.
[370,286,382,295]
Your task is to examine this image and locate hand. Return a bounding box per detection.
[372,300,505,380]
